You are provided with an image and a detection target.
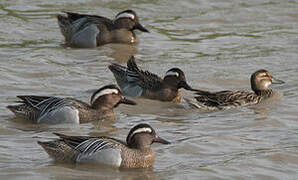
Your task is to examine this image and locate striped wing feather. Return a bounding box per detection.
[126,57,163,91]
[54,133,125,153]
[53,133,126,163]
[17,95,53,108]
[64,12,114,29]
[17,96,72,119]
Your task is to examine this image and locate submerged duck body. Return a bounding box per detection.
[187,69,284,110]
[57,9,149,48]
[38,123,170,168]
[7,85,136,123]
[108,56,196,103]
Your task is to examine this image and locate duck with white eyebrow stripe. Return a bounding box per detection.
[38,123,170,168]
[7,84,136,124]
[57,9,149,48]
[109,56,197,103]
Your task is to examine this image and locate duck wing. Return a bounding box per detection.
[194,90,258,108]
[63,11,113,26]
[7,96,65,122]
[126,56,163,91]
[16,95,53,108]
[109,56,163,97]
[16,96,77,123]
[54,133,125,149]
[57,12,113,45]
[54,133,125,165]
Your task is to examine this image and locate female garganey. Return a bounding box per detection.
[186,69,284,110]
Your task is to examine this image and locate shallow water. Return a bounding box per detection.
[0,0,298,179]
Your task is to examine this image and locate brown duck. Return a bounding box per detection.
[108,56,196,103]
[7,84,136,123]
[38,123,170,168]
[57,9,149,48]
[186,69,284,110]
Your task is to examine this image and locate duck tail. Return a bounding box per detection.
[38,140,76,162]
[108,63,128,89]
[57,14,72,42]
[62,11,85,21]
[184,98,202,109]
[6,104,18,113]
[108,63,126,76]
[7,100,40,122]
[126,56,140,72]
[7,104,28,118]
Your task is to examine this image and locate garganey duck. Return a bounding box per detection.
[186,69,284,110]
[57,9,149,48]
[108,56,196,103]
[7,85,136,123]
[38,123,170,168]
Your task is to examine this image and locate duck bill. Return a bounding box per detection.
[179,81,197,91]
[135,22,149,32]
[272,77,285,84]
[120,96,137,105]
[154,136,171,144]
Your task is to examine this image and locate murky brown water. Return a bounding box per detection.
[1,0,298,179]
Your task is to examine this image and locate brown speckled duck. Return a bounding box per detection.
[57,9,149,48]
[38,123,170,168]
[7,85,136,123]
[108,56,196,103]
[186,69,284,110]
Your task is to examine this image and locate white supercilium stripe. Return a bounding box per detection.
[116,13,135,20]
[91,89,119,104]
[131,127,152,136]
[165,71,179,77]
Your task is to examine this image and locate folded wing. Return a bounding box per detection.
[109,56,163,97]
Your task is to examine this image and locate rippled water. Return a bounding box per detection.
[1,0,298,179]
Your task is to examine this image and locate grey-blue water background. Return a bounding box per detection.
[0,0,298,179]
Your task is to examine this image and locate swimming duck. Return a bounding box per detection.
[38,123,170,168]
[186,69,284,110]
[57,9,149,48]
[108,56,196,103]
[7,85,136,123]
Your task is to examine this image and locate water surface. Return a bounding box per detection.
[0,0,298,179]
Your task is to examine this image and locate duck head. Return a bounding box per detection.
[90,84,136,109]
[163,68,196,91]
[251,69,284,93]
[126,123,170,149]
[114,9,149,32]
